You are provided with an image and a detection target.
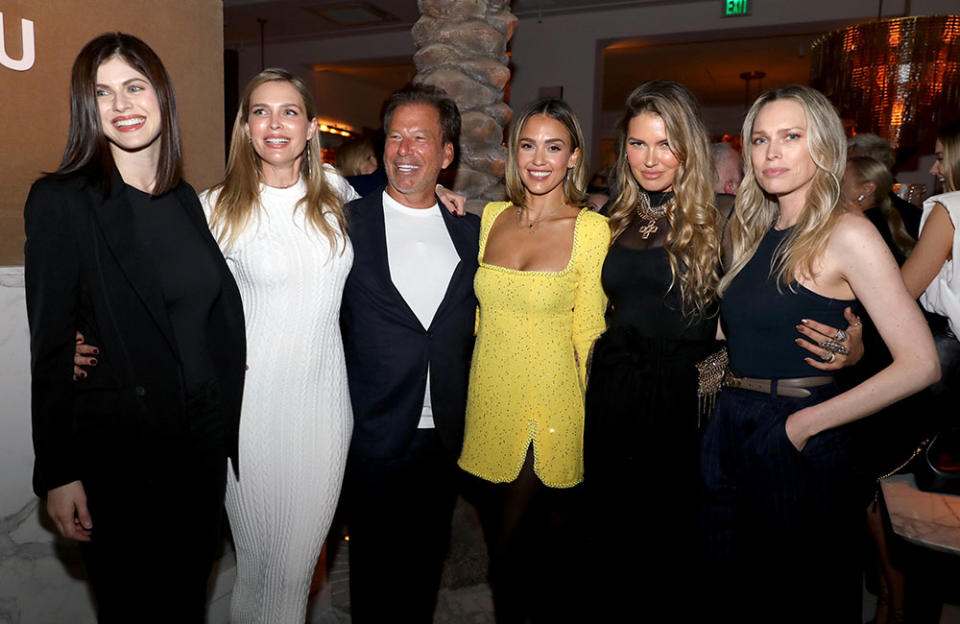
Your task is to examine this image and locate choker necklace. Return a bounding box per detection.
[516,202,566,234]
[635,193,672,239]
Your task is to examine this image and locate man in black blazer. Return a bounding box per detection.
[340,85,480,623]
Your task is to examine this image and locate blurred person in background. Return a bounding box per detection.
[848,132,921,238]
[335,136,378,177]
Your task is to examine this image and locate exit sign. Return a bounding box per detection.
[723,0,750,16]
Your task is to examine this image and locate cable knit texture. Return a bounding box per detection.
[201,165,357,623]
[458,202,609,488]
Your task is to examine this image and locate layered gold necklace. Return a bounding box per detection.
[635,193,674,239]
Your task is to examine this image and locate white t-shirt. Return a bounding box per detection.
[382,191,461,428]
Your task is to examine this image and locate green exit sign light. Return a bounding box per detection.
[724,0,750,17]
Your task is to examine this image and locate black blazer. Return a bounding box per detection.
[24,170,246,497]
[341,189,480,461]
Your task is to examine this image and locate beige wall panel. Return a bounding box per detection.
[0,0,224,265]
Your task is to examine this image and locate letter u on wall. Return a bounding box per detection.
[0,13,36,71]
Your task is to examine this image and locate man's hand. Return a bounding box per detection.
[47,480,92,542]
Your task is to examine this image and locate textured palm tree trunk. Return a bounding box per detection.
[413,0,517,202]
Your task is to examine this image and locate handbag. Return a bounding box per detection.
[914,429,960,494]
[696,346,728,426]
[905,317,960,493]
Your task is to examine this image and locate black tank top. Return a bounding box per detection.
[722,225,853,378]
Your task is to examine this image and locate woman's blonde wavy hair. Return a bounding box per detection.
[846,155,914,258]
[207,68,346,254]
[606,80,721,318]
[505,98,589,208]
[718,85,846,296]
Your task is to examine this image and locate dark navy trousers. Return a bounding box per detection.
[700,384,862,623]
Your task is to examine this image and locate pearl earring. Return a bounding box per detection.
[857,194,865,203]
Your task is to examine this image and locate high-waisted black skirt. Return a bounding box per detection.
[582,326,717,614]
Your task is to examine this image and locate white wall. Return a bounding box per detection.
[0,268,100,622]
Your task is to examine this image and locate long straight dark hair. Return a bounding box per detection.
[57,32,182,195]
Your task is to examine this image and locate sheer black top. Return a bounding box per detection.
[602,191,717,341]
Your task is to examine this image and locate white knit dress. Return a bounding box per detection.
[201,167,357,623]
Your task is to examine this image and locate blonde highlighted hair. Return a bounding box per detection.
[505,98,589,208]
[846,155,914,258]
[607,80,722,318]
[335,137,375,177]
[939,120,960,193]
[207,68,346,253]
[718,85,846,295]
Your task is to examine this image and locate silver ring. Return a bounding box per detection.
[820,340,849,355]
[820,351,836,363]
[835,329,848,342]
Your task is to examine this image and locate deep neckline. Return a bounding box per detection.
[480,205,586,276]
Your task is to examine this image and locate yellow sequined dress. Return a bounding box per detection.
[458,202,609,488]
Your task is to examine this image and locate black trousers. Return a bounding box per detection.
[344,429,458,624]
[79,383,228,624]
[700,385,862,623]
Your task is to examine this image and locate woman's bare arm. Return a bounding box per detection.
[785,215,940,450]
[901,202,954,299]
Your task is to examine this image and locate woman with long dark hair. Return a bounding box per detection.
[24,33,245,621]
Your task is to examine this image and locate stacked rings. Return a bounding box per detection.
[820,339,849,355]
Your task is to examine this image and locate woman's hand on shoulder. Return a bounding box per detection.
[436,185,467,216]
[46,480,92,542]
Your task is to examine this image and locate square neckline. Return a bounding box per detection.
[479,205,587,277]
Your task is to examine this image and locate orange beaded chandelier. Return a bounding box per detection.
[811,15,960,149]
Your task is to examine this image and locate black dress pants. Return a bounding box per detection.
[344,429,458,624]
[700,385,862,623]
[79,383,228,624]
